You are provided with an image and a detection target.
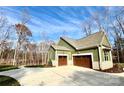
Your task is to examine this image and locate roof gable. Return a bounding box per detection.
[101,34,111,48]
[54,30,111,51]
[61,31,105,50]
[76,31,104,49]
[51,45,71,51]
[57,38,76,51]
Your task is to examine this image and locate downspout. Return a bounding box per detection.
[98,45,102,70]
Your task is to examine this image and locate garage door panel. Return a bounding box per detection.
[58,56,67,66]
[73,55,92,68]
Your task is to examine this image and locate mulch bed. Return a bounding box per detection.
[99,64,124,73]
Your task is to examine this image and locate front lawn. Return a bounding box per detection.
[0,75,20,86]
[0,65,19,72]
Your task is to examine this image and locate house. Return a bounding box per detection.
[49,30,113,70]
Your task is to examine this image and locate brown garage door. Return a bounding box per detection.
[58,56,67,66]
[73,55,92,68]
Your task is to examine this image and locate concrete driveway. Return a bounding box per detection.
[0,66,124,86]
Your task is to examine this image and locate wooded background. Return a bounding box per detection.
[0,7,124,66]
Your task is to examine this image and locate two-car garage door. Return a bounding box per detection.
[73,55,92,68]
[58,55,92,68]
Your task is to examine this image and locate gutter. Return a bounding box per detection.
[77,45,98,50]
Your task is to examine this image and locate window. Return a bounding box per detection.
[104,50,109,61]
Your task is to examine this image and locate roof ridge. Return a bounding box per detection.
[60,36,76,41]
[77,31,104,41]
[59,31,105,50]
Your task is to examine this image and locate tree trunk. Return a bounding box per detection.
[117,43,120,63]
[25,52,27,65]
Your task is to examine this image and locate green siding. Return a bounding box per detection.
[101,47,111,61]
[102,35,111,47]
[101,35,111,61]
[56,38,101,62]
[49,47,55,60]
[77,48,99,62]
[56,50,72,60]
[58,39,75,51]
[49,36,112,62]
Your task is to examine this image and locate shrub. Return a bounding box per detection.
[0,65,18,72]
[47,59,53,67]
[0,75,20,86]
[101,64,124,73]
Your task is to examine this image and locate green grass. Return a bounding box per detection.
[0,75,20,86]
[0,65,19,72]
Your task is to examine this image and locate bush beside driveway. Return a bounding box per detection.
[0,66,124,86]
[0,65,19,72]
[0,75,20,86]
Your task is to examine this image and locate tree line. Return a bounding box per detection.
[81,7,124,63]
[0,9,55,66]
[0,7,124,66]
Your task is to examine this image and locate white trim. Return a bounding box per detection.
[55,51,58,66]
[102,48,112,62]
[110,51,113,62]
[103,50,109,62]
[98,46,102,69]
[101,33,112,48]
[55,51,57,60]
[99,47,113,70]
[72,53,94,68]
[100,32,105,45]
[57,54,69,66]
[101,46,111,49]
[57,54,68,56]
[72,53,93,56]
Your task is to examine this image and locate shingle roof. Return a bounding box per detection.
[51,45,70,51]
[60,37,77,48]
[61,31,105,50]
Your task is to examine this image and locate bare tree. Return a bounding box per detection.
[0,10,14,64]
[81,7,110,37]
[80,7,124,63]
[111,13,124,63]
[62,30,68,37]
[108,7,124,63]
[25,42,36,65]
[81,18,92,36]
[13,8,32,65]
[39,31,55,65]
[91,7,110,31]
[40,31,48,65]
